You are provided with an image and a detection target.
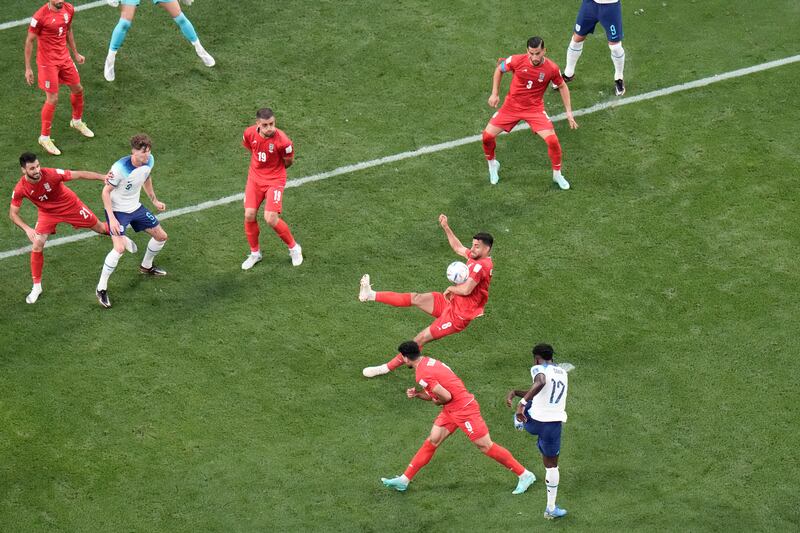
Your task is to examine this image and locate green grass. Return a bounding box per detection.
[1,1,800,531]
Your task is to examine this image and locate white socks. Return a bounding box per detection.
[545,466,560,511]
[98,249,122,291]
[564,38,584,77]
[609,42,625,80]
[141,237,166,269]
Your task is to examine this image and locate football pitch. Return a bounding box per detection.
[1,1,799,531]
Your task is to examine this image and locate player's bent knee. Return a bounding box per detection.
[264,212,279,226]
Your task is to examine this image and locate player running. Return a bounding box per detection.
[24,0,94,157]
[9,152,135,304]
[563,0,627,96]
[103,0,215,82]
[482,36,578,189]
[240,108,303,270]
[95,134,168,308]
[380,341,537,494]
[506,344,569,519]
[360,214,492,378]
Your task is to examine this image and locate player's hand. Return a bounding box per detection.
[442,286,455,301]
[438,213,449,228]
[109,218,123,236]
[488,94,500,108]
[567,114,578,129]
[406,388,418,399]
[74,53,86,65]
[153,200,166,212]
[515,410,527,424]
[25,68,34,86]
[24,227,37,244]
[505,391,516,407]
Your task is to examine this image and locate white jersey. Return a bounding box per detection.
[594,0,620,4]
[526,363,568,422]
[108,155,155,213]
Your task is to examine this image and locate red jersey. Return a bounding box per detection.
[415,357,475,413]
[451,249,493,320]
[29,2,75,66]
[242,125,294,187]
[11,167,80,215]
[499,55,564,112]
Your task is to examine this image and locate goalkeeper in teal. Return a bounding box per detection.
[103,0,215,82]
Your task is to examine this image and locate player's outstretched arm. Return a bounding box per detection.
[506,389,532,407]
[142,177,166,212]
[557,82,578,129]
[9,205,36,243]
[439,214,466,254]
[71,170,106,181]
[24,33,36,85]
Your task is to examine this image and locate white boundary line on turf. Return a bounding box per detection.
[0,1,107,31]
[1,53,799,261]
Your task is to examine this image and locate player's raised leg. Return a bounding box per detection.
[381,425,450,491]
[104,4,136,82]
[160,1,215,67]
[139,224,168,276]
[265,208,302,267]
[482,124,503,185]
[67,83,94,138]
[362,326,435,378]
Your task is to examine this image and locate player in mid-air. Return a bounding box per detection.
[360,214,492,378]
[240,108,303,270]
[24,0,95,156]
[482,36,578,190]
[103,0,215,82]
[563,0,626,96]
[9,152,136,304]
[506,343,569,519]
[95,134,168,308]
[380,341,537,494]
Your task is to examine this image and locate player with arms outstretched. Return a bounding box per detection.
[360,214,492,378]
[482,36,578,189]
[95,134,168,308]
[380,341,537,494]
[506,344,570,519]
[24,0,94,156]
[9,152,135,304]
[240,108,303,270]
[103,0,215,82]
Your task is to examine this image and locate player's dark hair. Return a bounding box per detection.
[473,232,494,249]
[256,108,275,120]
[19,152,38,168]
[533,343,555,360]
[398,341,422,360]
[130,134,152,151]
[527,36,545,49]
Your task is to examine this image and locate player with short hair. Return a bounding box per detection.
[506,343,569,519]
[380,341,537,494]
[360,214,492,378]
[24,0,94,157]
[240,107,303,270]
[103,0,215,82]
[482,36,578,190]
[95,134,168,308]
[563,0,627,96]
[9,152,135,304]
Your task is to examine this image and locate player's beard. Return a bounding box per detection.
[51,1,65,9]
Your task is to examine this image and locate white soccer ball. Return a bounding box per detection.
[446,261,469,284]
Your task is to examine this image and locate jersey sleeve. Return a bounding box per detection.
[282,138,294,158]
[468,261,486,283]
[56,168,73,182]
[28,13,43,35]
[530,365,543,382]
[10,184,25,207]
[241,130,251,150]
[550,63,565,86]
[107,162,124,187]
[500,55,516,73]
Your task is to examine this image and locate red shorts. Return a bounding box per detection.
[35,203,99,234]
[427,292,472,340]
[38,62,81,93]
[244,179,284,213]
[489,106,553,133]
[434,402,489,442]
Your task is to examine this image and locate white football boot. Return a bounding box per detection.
[241,251,262,270]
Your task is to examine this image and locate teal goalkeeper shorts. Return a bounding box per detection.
[120,0,173,6]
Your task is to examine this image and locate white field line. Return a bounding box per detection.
[1,54,799,260]
[0,1,107,31]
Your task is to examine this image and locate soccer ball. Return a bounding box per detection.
[446,261,469,284]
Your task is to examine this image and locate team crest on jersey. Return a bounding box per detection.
[268,143,275,153]
[44,183,52,192]
[538,72,545,82]
[63,13,70,23]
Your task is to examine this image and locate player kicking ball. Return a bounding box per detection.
[96,134,168,308]
[482,36,578,189]
[380,341,536,494]
[360,214,493,378]
[103,0,214,82]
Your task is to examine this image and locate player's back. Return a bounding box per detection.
[527,363,568,422]
[109,155,154,213]
[415,357,475,412]
[12,168,78,214]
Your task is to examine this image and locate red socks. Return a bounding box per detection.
[403,439,438,480]
[375,292,412,307]
[272,219,296,248]
[41,102,56,136]
[386,353,405,371]
[31,251,44,284]
[244,220,260,252]
[482,130,497,160]
[69,92,84,121]
[484,443,525,476]
[544,134,562,171]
